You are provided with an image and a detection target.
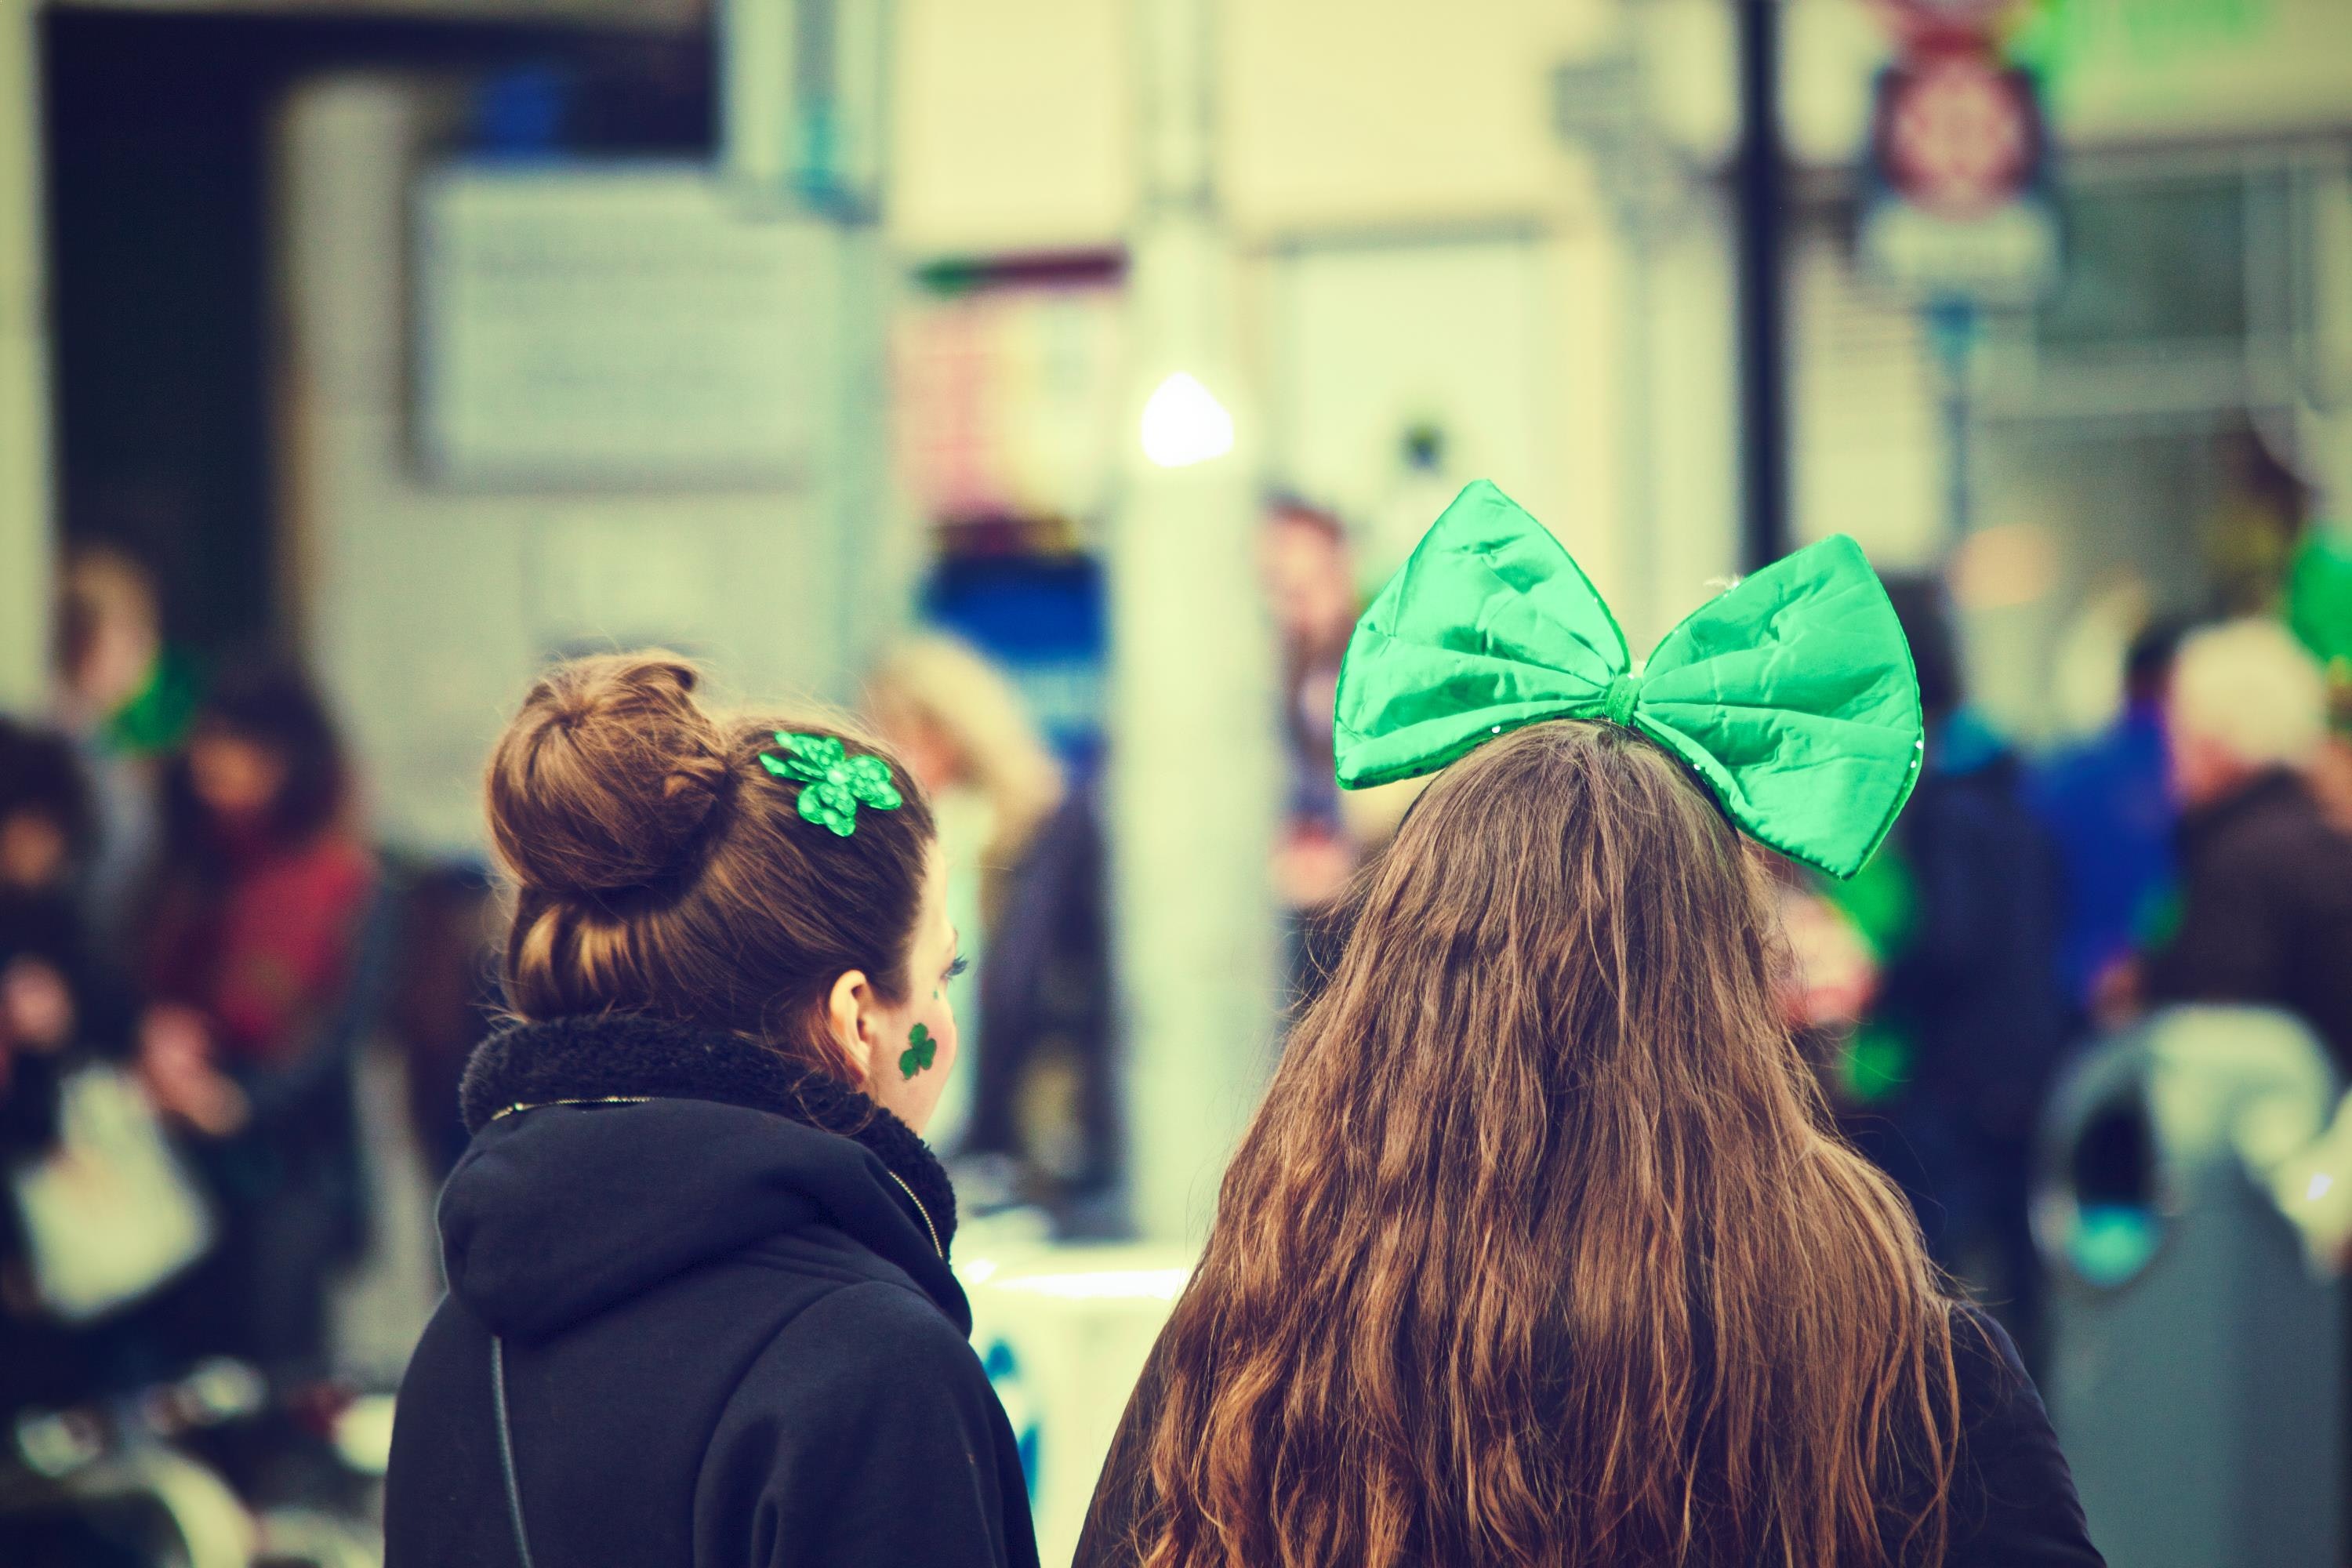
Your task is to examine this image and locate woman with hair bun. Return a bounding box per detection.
[386,654,1038,1568]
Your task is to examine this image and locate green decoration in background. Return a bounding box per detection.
[898,1023,936,1080]
[104,650,205,759]
[2287,529,2352,717]
[1840,1022,1914,1105]
[1825,844,1920,965]
[1817,833,1924,1107]
[760,732,903,837]
[2011,0,2279,88]
[1334,481,1925,880]
[2135,884,2185,955]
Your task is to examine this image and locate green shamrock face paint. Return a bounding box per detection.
[898,1022,937,1080]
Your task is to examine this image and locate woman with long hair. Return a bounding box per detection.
[386,653,1036,1568]
[1079,484,2100,1568]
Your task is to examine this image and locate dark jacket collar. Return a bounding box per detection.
[459,1012,957,1256]
[2178,767,2312,858]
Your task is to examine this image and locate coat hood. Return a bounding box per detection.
[438,1014,965,1342]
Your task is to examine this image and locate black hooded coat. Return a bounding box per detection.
[383,1014,1040,1568]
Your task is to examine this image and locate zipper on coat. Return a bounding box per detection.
[886,1168,943,1258]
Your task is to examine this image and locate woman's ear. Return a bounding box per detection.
[823,968,875,1080]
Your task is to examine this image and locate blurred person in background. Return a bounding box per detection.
[136,658,378,1377]
[2029,620,2186,1022]
[51,543,202,946]
[384,861,502,1181]
[0,724,209,1439]
[2143,619,2352,1075]
[1828,578,2071,1359]
[0,723,120,1111]
[387,655,1037,1568]
[868,634,1115,1228]
[2204,424,2314,617]
[1260,498,1366,993]
[0,720,140,1414]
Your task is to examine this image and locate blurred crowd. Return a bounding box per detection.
[0,542,1138,1520]
[5,552,373,1401]
[3,502,2351,1543]
[1775,541,2352,1367]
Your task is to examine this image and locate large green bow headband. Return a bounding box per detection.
[1334,481,1924,880]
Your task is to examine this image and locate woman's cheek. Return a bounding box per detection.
[930,999,961,1078]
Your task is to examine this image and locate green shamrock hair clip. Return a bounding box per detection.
[759,732,903,837]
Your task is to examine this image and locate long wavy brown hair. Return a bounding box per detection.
[1124,720,1961,1567]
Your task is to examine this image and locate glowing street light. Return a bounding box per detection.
[1138,371,1234,468]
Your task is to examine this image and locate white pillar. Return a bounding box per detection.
[0,3,52,712]
[719,0,905,688]
[1109,0,1280,1247]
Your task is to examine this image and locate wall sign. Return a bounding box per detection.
[415,164,826,487]
[1858,5,2061,303]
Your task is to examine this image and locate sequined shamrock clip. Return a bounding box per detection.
[759,732,903,837]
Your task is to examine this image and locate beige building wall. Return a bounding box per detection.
[278,77,883,855]
[0,5,51,713]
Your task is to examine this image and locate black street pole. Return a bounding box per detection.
[1734,0,1789,571]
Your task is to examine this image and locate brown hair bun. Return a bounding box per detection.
[485,652,937,1062]
[486,652,733,896]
